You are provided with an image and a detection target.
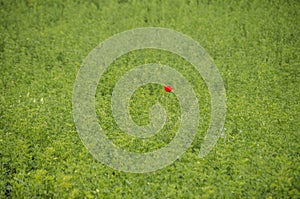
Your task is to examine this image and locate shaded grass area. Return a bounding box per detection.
[1,0,299,198]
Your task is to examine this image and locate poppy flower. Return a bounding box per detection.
[164,85,173,92]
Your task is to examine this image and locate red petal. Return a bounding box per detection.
[164,86,173,92]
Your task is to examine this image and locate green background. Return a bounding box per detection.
[1,0,299,198]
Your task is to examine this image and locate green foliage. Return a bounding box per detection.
[1,0,299,198]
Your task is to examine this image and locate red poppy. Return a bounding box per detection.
[164,85,173,92]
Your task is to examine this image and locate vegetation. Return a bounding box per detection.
[1,0,299,198]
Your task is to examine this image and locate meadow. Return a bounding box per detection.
[1,0,299,198]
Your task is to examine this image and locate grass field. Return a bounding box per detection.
[1,0,299,198]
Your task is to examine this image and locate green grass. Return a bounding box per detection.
[1,0,299,198]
